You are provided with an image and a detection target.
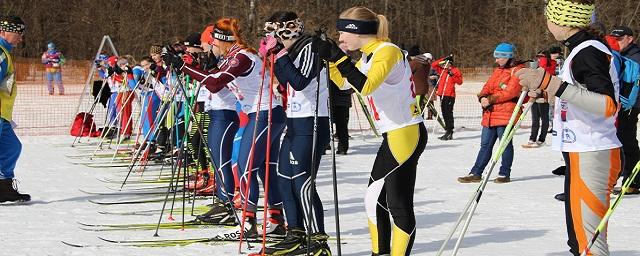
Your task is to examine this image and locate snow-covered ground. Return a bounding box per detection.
[3,130,640,256]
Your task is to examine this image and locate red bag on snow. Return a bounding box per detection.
[70,112,101,137]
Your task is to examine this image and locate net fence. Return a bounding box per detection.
[12,61,520,137]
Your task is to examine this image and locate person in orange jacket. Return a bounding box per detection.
[458,43,523,184]
[431,54,463,140]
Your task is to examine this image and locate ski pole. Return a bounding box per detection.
[436,91,527,256]
[580,160,640,256]
[305,30,323,255]
[450,95,532,256]
[325,58,343,256]
[420,59,449,117]
[260,54,276,254]
[238,53,269,253]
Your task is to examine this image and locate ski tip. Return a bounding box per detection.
[61,241,85,248]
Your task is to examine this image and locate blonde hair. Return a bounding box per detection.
[339,6,389,40]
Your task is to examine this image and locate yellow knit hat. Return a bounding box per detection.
[545,0,595,28]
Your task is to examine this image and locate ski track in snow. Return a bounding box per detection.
[2,131,640,256]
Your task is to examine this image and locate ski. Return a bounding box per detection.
[426,102,447,130]
[88,196,209,206]
[354,92,380,137]
[79,188,177,196]
[97,204,211,216]
[97,234,278,247]
[77,219,237,232]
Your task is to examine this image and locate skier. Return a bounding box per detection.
[41,42,65,95]
[431,54,463,140]
[179,32,214,194]
[318,6,427,255]
[256,11,331,255]
[610,26,640,195]
[0,15,30,203]
[457,43,524,184]
[163,18,286,237]
[517,0,622,254]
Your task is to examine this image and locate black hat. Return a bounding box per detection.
[611,26,634,37]
[183,32,202,48]
[549,46,563,54]
[0,15,25,35]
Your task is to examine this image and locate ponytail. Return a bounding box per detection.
[376,14,389,41]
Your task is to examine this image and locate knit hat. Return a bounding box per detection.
[183,32,202,49]
[423,53,433,60]
[494,43,515,59]
[545,0,595,28]
[149,45,162,55]
[0,15,25,35]
[47,42,55,50]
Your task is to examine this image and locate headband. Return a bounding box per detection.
[213,27,236,42]
[336,19,377,35]
[0,16,26,35]
[264,18,304,40]
[545,0,595,28]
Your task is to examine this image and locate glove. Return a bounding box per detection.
[258,37,269,57]
[316,38,346,63]
[161,46,184,69]
[444,54,454,62]
[516,68,563,97]
[448,70,454,77]
[182,53,195,66]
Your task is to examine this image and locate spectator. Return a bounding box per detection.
[458,42,523,184]
[611,25,640,195]
[407,46,430,114]
[329,80,352,155]
[523,50,555,148]
[431,54,463,140]
[41,41,65,95]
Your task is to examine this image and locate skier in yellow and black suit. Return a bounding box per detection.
[317,6,426,256]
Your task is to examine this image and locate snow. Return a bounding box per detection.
[2,130,640,256]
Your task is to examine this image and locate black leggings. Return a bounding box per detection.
[440,96,455,131]
[530,102,550,142]
[365,123,427,255]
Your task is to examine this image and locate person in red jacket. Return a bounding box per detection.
[431,54,463,140]
[458,43,523,184]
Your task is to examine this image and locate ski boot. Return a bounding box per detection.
[258,209,287,238]
[257,227,306,255]
[290,232,331,255]
[0,179,31,203]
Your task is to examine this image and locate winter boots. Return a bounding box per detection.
[0,179,31,203]
[457,174,481,183]
[438,130,453,140]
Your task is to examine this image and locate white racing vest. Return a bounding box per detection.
[552,40,622,152]
[286,43,329,118]
[356,42,423,133]
[233,50,281,114]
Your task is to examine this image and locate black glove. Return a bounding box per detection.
[198,52,219,70]
[107,66,115,76]
[161,46,184,69]
[315,37,346,63]
[444,54,454,62]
